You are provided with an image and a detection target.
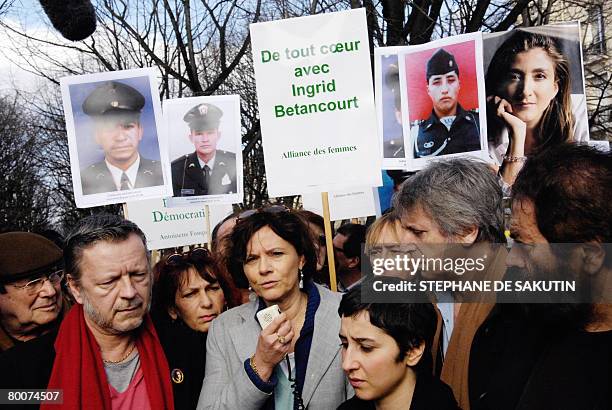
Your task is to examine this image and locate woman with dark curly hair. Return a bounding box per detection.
[152,248,238,410]
[197,207,351,409]
[486,30,586,185]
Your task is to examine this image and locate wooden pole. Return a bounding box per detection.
[321,192,338,292]
[123,203,159,268]
[151,249,160,266]
[205,205,212,250]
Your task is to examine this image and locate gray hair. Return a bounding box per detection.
[393,158,505,243]
[64,213,149,282]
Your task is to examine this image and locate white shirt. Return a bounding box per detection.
[436,300,454,357]
[197,154,216,172]
[105,155,140,190]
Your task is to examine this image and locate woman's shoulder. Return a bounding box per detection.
[212,299,258,328]
[315,283,342,305]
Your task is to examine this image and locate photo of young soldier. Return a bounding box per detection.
[398,33,489,170]
[163,95,242,206]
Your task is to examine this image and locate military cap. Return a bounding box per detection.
[426,48,459,81]
[183,103,223,131]
[0,232,63,286]
[82,81,145,116]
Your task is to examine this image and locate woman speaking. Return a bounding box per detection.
[197,207,350,409]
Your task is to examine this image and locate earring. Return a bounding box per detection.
[298,267,304,289]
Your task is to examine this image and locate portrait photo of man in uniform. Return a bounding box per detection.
[402,39,485,161]
[62,70,170,208]
[165,96,242,205]
[78,81,164,195]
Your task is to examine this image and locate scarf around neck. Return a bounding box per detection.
[42,304,174,410]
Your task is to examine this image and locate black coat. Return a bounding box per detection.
[80,157,164,195]
[470,304,612,410]
[412,104,481,158]
[336,374,459,410]
[171,150,237,197]
[0,330,57,409]
[152,313,207,410]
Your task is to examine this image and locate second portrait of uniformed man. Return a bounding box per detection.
[171,103,237,197]
[409,47,482,158]
[79,81,164,194]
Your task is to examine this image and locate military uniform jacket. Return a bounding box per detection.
[171,150,237,197]
[80,157,164,195]
[413,104,481,158]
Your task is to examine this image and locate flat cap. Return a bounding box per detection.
[0,232,63,284]
[426,48,459,81]
[82,81,145,116]
[183,103,223,131]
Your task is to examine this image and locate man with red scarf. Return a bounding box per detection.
[0,214,174,410]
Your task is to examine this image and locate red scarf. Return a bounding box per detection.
[42,304,174,410]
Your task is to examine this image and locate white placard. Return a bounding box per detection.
[60,69,172,208]
[126,199,233,250]
[374,46,412,170]
[302,188,380,221]
[250,9,382,197]
[163,95,243,206]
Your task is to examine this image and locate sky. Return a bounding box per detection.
[0,0,68,93]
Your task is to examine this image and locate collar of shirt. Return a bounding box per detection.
[426,103,468,128]
[105,155,140,190]
[197,153,216,171]
[337,277,363,293]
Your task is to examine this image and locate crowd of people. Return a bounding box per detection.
[0,27,609,410]
[0,141,609,410]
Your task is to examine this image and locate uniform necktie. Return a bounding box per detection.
[202,165,210,195]
[120,172,130,190]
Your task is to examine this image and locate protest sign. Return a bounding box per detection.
[163,95,243,207]
[60,69,172,208]
[375,46,411,170]
[483,23,590,165]
[302,188,380,221]
[398,32,489,169]
[250,9,382,197]
[125,199,232,250]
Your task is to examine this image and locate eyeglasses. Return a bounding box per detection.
[236,205,289,223]
[166,247,211,265]
[11,270,64,296]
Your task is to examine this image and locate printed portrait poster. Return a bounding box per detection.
[398,32,489,170]
[374,46,412,170]
[483,23,590,165]
[250,9,382,197]
[163,95,243,207]
[125,199,233,250]
[60,68,172,208]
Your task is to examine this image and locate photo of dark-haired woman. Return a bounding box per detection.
[484,25,589,186]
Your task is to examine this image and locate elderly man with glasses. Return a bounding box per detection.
[0,232,67,352]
